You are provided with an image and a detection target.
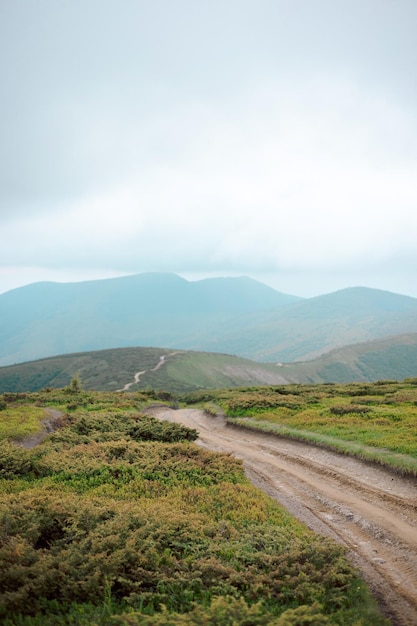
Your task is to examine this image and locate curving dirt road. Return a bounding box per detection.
[148,406,417,626]
[117,359,167,391]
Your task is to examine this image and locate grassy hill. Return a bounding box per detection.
[278,333,417,383]
[1,333,417,394]
[188,378,417,476]
[0,347,290,394]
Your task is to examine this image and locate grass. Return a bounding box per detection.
[0,387,388,625]
[3,336,417,397]
[0,404,46,441]
[182,378,417,476]
[0,347,287,394]
[229,418,417,476]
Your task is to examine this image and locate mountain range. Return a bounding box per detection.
[1,272,417,379]
[0,273,299,366]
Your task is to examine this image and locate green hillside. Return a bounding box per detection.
[187,378,417,476]
[279,333,417,383]
[1,333,417,394]
[0,347,289,394]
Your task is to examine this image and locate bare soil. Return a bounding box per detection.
[148,406,417,626]
[17,409,65,449]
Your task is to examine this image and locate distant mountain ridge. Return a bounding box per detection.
[1,272,417,367]
[204,286,417,362]
[0,273,300,366]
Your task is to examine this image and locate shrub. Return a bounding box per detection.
[128,416,198,443]
[0,441,34,478]
[330,405,371,416]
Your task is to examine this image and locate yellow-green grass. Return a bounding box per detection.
[196,380,417,475]
[0,389,387,625]
[0,405,46,441]
[230,417,417,476]
[235,404,417,453]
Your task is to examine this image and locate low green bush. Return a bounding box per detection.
[0,390,388,625]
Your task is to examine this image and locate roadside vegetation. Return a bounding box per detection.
[0,386,388,625]
[183,378,417,476]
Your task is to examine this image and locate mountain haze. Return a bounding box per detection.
[1,273,417,368]
[0,273,300,366]
[205,287,417,362]
[279,332,417,384]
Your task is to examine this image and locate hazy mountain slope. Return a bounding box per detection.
[1,333,416,394]
[0,347,289,394]
[202,287,417,362]
[0,273,300,366]
[279,333,417,383]
[1,274,417,368]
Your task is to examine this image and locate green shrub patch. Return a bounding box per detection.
[0,390,388,625]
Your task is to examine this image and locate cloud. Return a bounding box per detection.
[2,72,416,280]
[1,1,416,296]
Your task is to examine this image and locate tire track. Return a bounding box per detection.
[149,407,417,626]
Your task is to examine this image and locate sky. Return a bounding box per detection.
[1,0,417,298]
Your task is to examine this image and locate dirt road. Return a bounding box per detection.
[117,353,179,391]
[149,406,417,626]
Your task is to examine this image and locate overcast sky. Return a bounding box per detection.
[1,0,417,298]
